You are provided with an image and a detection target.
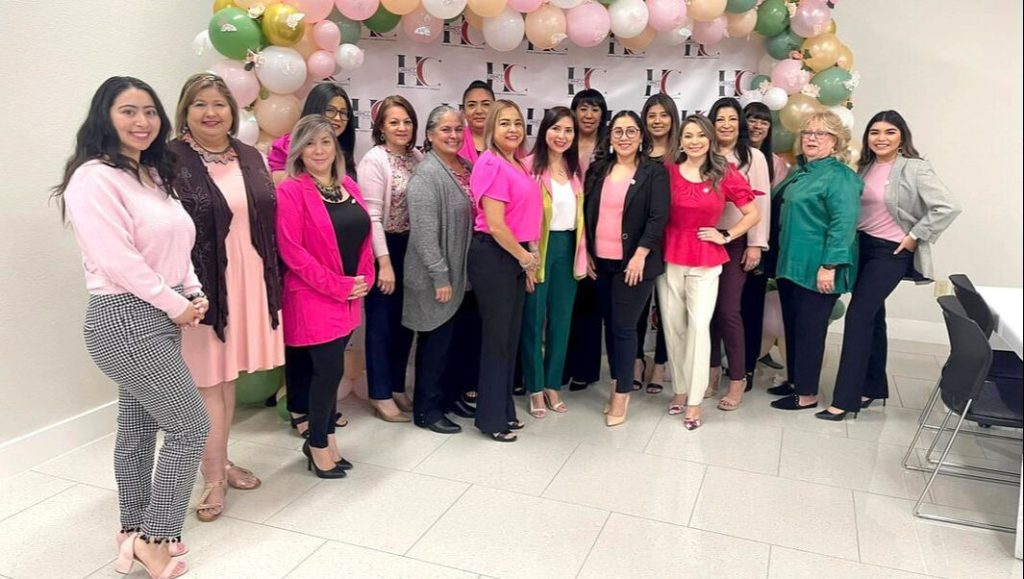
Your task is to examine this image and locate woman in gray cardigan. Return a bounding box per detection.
[818,110,961,420]
[403,105,475,433]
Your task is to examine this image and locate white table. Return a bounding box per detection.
[976,286,1023,559]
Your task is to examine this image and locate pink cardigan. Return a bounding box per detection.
[276,173,375,347]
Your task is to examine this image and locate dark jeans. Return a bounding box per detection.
[636,292,668,364]
[710,237,748,380]
[468,234,524,434]
[595,258,656,394]
[443,290,482,398]
[285,334,351,448]
[741,270,769,374]
[831,234,915,411]
[778,278,838,397]
[562,277,603,385]
[365,232,414,400]
[413,316,458,425]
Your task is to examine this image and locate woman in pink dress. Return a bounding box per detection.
[170,74,284,521]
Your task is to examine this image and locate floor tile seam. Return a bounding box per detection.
[408,432,455,472]
[279,536,329,578]
[401,483,474,561]
[573,510,611,579]
[259,476,326,524]
[0,476,82,524]
[538,442,581,497]
[685,466,709,527]
[640,448,778,477]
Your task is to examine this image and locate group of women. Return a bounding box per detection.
[56,71,958,577]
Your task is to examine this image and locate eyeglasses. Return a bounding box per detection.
[611,127,640,140]
[324,107,349,121]
[800,130,833,140]
[746,118,770,129]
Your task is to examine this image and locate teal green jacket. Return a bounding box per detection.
[774,156,863,294]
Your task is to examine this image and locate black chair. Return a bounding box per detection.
[904,296,1022,532]
[949,273,1023,380]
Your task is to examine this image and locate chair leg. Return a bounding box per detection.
[917,381,941,426]
[903,400,945,470]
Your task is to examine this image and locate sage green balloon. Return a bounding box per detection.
[208,7,265,60]
[364,5,401,33]
[749,74,770,91]
[235,367,284,406]
[597,0,617,5]
[329,13,363,45]
[725,0,757,13]
[765,29,805,60]
[773,125,796,154]
[811,66,853,106]
[276,394,290,422]
[755,0,789,37]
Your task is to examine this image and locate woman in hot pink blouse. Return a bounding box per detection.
[467,99,542,442]
[657,115,760,430]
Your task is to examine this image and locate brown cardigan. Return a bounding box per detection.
[170,138,281,341]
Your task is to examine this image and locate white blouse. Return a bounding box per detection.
[549,178,576,232]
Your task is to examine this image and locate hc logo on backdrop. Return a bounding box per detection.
[719,70,756,97]
[486,62,528,95]
[442,18,484,48]
[396,55,441,90]
[350,98,382,132]
[567,67,606,96]
[645,69,684,98]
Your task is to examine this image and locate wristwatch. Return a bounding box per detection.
[821,264,837,270]
[717,229,732,243]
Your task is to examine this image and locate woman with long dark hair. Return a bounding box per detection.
[457,79,494,164]
[584,110,669,426]
[56,76,209,578]
[818,110,960,420]
[268,82,356,183]
[521,106,587,417]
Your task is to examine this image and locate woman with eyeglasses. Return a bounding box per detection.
[584,111,669,427]
[357,95,423,422]
[268,83,356,184]
[818,111,960,420]
[769,111,862,412]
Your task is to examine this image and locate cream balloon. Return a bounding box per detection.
[725,8,757,37]
[608,0,648,39]
[334,43,365,70]
[380,0,420,15]
[254,93,302,138]
[467,0,508,18]
[687,0,726,22]
[762,86,788,111]
[255,46,308,94]
[422,0,467,19]
[525,4,568,50]
[482,7,525,51]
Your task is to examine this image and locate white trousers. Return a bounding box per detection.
[656,263,722,404]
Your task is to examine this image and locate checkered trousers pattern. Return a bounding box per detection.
[83,292,210,541]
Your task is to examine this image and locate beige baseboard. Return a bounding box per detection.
[0,401,116,479]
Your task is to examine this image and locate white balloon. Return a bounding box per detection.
[334,43,365,71]
[608,0,648,39]
[828,105,855,130]
[739,90,762,108]
[758,53,779,75]
[483,8,525,52]
[192,30,214,56]
[255,46,308,94]
[762,87,788,111]
[421,0,468,20]
[550,0,585,8]
[653,21,691,46]
[237,110,260,146]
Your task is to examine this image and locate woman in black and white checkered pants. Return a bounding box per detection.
[54,77,211,579]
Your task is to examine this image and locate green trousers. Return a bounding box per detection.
[521,231,578,392]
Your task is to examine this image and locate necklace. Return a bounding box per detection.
[314,176,346,204]
[183,132,237,164]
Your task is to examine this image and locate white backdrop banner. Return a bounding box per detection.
[336,17,762,155]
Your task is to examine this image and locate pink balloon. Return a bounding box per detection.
[566,1,610,48]
[312,20,342,50]
[770,58,811,95]
[646,0,686,33]
[254,93,302,138]
[690,15,725,46]
[209,60,260,107]
[307,50,336,79]
[402,7,443,43]
[335,0,379,21]
[507,0,544,12]
[790,0,832,38]
[286,0,335,22]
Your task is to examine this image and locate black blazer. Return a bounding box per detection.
[583,159,669,280]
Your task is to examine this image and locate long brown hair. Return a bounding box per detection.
[858,110,922,170]
[674,115,729,190]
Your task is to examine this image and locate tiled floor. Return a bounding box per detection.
[2,338,1022,578]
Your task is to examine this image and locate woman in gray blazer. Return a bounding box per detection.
[818,110,961,420]
[403,105,475,433]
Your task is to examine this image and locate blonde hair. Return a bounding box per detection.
[174,73,239,137]
[796,111,851,164]
[286,115,346,180]
[483,99,527,158]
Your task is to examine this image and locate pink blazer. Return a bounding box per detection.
[276,173,375,347]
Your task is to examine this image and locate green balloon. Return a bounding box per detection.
[765,29,805,60]
[276,394,290,422]
[755,0,790,37]
[597,0,617,5]
[363,5,400,33]
[749,74,770,91]
[773,125,796,154]
[329,13,363,45]
[726,0,758,13]
[208,7,265,60]
[811,67,853,106]
[829,299,846,322]
[235,367,284,406]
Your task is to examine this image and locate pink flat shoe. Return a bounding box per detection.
[117,530,187,557]
[115,533,188,578]
[683,417,702,431]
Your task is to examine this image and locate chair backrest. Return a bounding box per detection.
[949,274,995,338]
[936,295,993,414]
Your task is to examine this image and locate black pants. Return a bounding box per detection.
[636,291,668,364]
[778,278,838,397]
[365,232,414,400]
[468,234,525,434]
[413,316,458,425]
[595,258,656,394]
[831,235,914,411]
[562,277,603,385]
[285,334,350,448]
[741,270,769,374]
[443,290,482,398]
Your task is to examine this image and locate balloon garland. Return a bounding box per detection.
[194,0,858,159]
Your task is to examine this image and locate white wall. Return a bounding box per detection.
[1,1,1021,461]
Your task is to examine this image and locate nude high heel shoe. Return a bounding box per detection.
[605,394,630,427]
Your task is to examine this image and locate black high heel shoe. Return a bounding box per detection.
[860,397,887,409]
[815,408,857,421]
[744,372,754,392]
[302,441,347,479]
[767,381,795,396]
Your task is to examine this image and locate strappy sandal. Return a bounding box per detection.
[543,389,567,413]
[290,414,310,438]
[116,530,188,557]
[508,419,525,430]
[196,480,225,523]
[225,462,261,490]
[668,396,687,415]
[717,397,742,411]
[646,382,663,394]
[632,358,647,391]
[489,431,517,442]
[529,393,547,418]
[463,390,478,405]
[115,533,188,579]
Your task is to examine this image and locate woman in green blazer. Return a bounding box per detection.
[769,111,863,411]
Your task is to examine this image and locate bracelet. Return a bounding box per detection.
[185,292,207,301]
